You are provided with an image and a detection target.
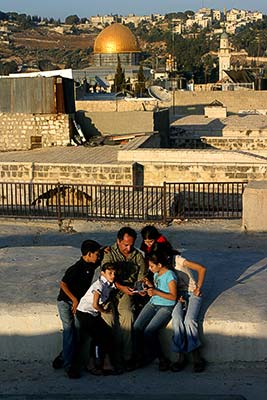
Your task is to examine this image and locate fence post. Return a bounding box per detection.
[56,182,62,231]
[163,182,167,224]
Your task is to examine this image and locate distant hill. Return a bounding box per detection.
[0,19,97,73]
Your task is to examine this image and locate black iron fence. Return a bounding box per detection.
[0,181,247,223]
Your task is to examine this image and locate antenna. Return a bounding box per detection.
[95,75,110,89]
[148,86,171,102]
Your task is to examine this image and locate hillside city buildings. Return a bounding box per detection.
[88,8,264,36]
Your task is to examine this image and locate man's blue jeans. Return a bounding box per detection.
[133,302,174,361]
[57,300,79,371]
[171,292,202,353]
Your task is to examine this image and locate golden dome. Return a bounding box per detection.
[94,23,140,54]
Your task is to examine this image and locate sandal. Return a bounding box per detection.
[87,367,103,376]
[102,368,116,376]
[170,353,186,372]
[193,357,206,373]
[170,360,186,372]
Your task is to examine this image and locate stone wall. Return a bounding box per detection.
[75,99,158,113]
[172,137,267,150]
[76,91,267,116]
[204,106,227,118]
[1,158,266,186]
[0,113,72,151]
[142,163,267,185]
[117,148,267,184]
[75,108,170,147]
[76,110,155,136]
[0,162,132,185]
[1,146,266,186]
[171,91,267,116]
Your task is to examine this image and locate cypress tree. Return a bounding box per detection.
[114,56,126,93]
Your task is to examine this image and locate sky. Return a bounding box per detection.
[0,0,267,20]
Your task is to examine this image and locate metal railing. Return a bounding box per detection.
[0,181,247,223]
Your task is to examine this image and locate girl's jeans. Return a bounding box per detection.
[171,291,202,353]
[133,302,174,360]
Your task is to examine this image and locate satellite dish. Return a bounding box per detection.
[95,75,110,89]
[148,85,171,102]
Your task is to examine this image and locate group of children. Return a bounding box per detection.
[53,225,206,378]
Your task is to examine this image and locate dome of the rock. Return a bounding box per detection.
[94,23,140,54]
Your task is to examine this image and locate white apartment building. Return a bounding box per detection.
[226,8,241,22]
[198,8,212,16]
[250,11,263,21]
[212,10,222,21]
[185,18,195,30]
[173,21,183,34]
[121,14,152,27]
[226,8,263,24]
[195,13,212,29]
[152,14,165,22]
[90,15,116,26]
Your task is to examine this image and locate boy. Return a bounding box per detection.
[53,239,102,374]
[68,263,117,378]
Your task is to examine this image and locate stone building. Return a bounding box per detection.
[73,22,151,92]
[218,31,267,85]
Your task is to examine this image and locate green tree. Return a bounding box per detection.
[113,56,126,93]
[135,64,146,97]
[0,11,8,21]
[0,61,18,75]
[65,15,80,25]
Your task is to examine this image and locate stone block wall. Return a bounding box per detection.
[76,99,158,113]
[172,137,267,150]
[0,159,266,187]
[117,148,267,184]
[142,163,267,185]
[0,162,132,185]
[171,91,267,115]
[76,91,267,116]
[0,162,32,180]
[204,106,227,118]
[0,113,72,151]
[78,111,155,136]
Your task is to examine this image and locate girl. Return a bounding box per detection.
[133,252,177,371]
[171,254,206,373]
[140,225,179,269]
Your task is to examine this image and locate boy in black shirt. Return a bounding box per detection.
[53,240,102,374]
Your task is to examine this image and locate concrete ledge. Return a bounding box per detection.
[242,181,267,232]
[1,246,267,363]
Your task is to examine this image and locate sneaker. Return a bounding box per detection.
[124,359,136,372]
[193,357,206,373]
[52,353,64,370]
[191,348,206,373]
[67,368,81,379]
[158,357,170,371]
[170,353,186,372]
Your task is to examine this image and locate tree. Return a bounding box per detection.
[38,59,58,71]
[113,56,126,93]
[184,10,195,17]
[135,64,146,97]
[65,15,80,25]
[0,11,8,21]
[0,61,18,75]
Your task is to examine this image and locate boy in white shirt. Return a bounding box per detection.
[68,263,117,378]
